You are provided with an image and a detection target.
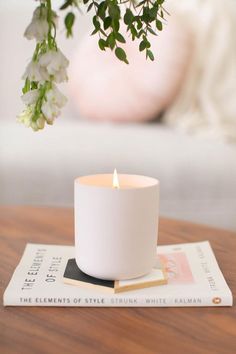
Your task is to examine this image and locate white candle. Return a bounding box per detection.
[74,171,159,280]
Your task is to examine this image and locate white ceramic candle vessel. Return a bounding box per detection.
[74,173,159,280]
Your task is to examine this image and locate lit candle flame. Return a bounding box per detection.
[113,169,120,189]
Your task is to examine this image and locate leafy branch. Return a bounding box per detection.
[60,0,168,63]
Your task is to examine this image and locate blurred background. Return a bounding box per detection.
[0,0,236,230]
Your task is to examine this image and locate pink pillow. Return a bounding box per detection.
[69,15,193,122]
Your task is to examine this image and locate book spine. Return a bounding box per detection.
[3,294,233,307]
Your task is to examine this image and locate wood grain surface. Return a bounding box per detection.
[0,206,235,354]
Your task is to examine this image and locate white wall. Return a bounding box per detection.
[0,1,91,120]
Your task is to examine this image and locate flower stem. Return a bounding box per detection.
[46,0,53,49]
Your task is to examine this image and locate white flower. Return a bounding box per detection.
[41,85,67,123]
[24,18,48,42]
[24,6,58,42]
[39,49,69,83]
[22,61,46,82]
[42,101,59,124]
[24,7,49,42]
[17,106,33,127]
[17,106,46,131]
[21,89,39,105]
[49,85,67,108]
[36,116,46,129]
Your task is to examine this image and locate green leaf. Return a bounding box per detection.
[113,19,120,32]
[97,1,107,20]
[156,20,163,31]
[108,4,120,20]
[115,47,129,64]
[87,3,93,12]
[147,26,157,36]
[60,0,73,10]
[99,28,107,37]
[147,49,154,61]
[142,7,152,24]
[149,6,158,19]
[137,29,145,38]
[124,9,133,25]
[104,16,112,30]
[139,40,146,52]
[130,25,138,40]
[136,0,146,8]
[98,38,107,51]
[137,19,142,30]
[91,28,99,35]
[64,12,75,37]
[93,16,100,30]
[115,32,126,43]
[107,32,116,50]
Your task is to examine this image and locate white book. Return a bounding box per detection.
[3,241,233,307]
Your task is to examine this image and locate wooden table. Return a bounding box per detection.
[0,206,235,354]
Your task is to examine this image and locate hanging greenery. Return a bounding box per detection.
[18,0,167,131]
